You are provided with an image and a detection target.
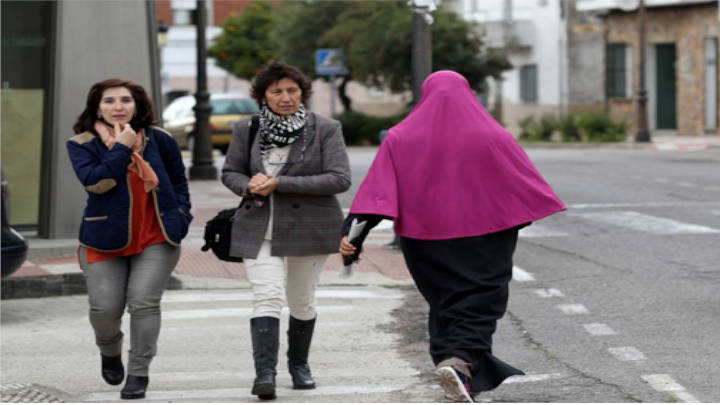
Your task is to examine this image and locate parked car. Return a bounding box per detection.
[1,169,28,278]
[162,93,260,154]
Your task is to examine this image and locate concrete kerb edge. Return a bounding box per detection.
[0,274,185,300]
[1,271,414,300]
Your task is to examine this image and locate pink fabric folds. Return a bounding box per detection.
[94,121,159,192]
[349,70,566,240]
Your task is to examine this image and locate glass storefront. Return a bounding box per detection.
[1,1,53,228]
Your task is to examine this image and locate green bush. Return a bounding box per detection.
[333,111,408,145]
[574,112,627,142]
[557,115,581,142]
[519,112,626,143]
[518,114,556,141]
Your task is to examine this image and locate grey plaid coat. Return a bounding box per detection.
[221,112,351,259]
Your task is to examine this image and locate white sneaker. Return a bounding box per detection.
[435,366,474,403]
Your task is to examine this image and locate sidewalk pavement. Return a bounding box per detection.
[2,180,412,299]
[3,134,719,299]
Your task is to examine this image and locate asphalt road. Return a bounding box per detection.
[1,146,718,402]
[343,146,720,402]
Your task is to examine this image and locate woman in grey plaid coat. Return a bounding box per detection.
[221,61,351,400]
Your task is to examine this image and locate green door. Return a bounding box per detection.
[656,44,677,129]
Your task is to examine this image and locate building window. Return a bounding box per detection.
[606,43,631,99]
[520,64,538,103]
[173,9,195,25]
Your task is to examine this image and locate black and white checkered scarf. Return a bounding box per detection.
[258,103,307,153]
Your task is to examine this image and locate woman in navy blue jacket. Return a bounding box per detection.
[67,78,191,400]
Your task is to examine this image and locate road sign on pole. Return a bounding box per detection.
[315,49,348,76]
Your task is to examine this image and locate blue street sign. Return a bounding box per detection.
[315,49,348,76]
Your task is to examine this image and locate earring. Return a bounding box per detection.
[97,112,102,119]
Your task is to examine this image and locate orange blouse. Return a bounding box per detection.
[85,171,167,263]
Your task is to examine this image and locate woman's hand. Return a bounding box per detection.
[339,235,357,259]
[252,176,279,197]
[115,123,137,147]
[248,173,270,194]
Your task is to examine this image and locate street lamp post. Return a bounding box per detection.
[635,0,651,142]
[411,0,434,105]
[189,0,218,179]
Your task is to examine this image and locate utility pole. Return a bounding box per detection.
[190,0,217,179]
[635,0,651,142]
[411,0,434,105]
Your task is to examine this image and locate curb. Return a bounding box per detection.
[0,274,184,300]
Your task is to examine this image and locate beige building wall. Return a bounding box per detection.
[605,3,720,136]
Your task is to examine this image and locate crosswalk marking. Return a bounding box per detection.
[149,368,420,383]
[162,290,402,303]
[608,346,646,361]
[557,304,589,315]
[512,267,535,282]
[568,211,720,234]
[503,372,566,384]
[534,288,565,298]
[641,374,685,392]
[162,305,353,320]
[84,384,407,402]
[583,323,617,336]
[519,224,569,238]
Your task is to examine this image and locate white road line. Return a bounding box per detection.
[641,374,700,402]
[567,202,701,209]
[150,368,420,382]
[512,267,535,282]
[41,263,81,275]
[652,177,670,183]
[519,225,570,238]
[641,374,685,392]
[162,290,402,303]
[674,391,701,403]
[84,384,406,402]
[557,304,589,315]
[534,288,564,298]
[676,182,698,188]
[608,346,646,361]
[583,323,617,336]
[503,372,566,384]
[568,211,720,234]
[163,305,353,320]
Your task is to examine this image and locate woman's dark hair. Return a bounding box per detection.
[73,78,156,135]
[250,61,313,107]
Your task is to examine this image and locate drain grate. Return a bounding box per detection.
[0,383,65,403]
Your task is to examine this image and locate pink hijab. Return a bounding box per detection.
[349,70,566,240]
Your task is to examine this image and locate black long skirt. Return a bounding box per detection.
[399,227,524,392]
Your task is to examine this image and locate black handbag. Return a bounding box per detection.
[201,116,259,262]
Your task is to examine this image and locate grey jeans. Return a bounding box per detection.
[80,243,181,376]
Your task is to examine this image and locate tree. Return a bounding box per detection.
[272,2,352,110]
[211,1,511,111]
[321,2,510,94]
[208,1,278,80]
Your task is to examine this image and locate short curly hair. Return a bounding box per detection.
[250,61,313,107]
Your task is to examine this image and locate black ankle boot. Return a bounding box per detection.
[101,354,124,386]
[120,375,149,400]
[251,317,279,400]
[287,316,316,389]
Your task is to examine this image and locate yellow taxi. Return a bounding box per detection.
[162,93,260,154]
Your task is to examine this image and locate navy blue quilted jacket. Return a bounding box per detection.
[67,127,192,251]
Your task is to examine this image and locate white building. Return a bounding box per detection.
[445,0,573,134]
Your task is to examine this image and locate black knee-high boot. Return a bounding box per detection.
[251,317,279,400]
[287,316,316,389]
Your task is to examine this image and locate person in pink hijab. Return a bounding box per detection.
[339,70,566,402]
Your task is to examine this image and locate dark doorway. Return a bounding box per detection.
[655,43,677,130]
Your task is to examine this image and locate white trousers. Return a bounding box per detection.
[244,241,328,320]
